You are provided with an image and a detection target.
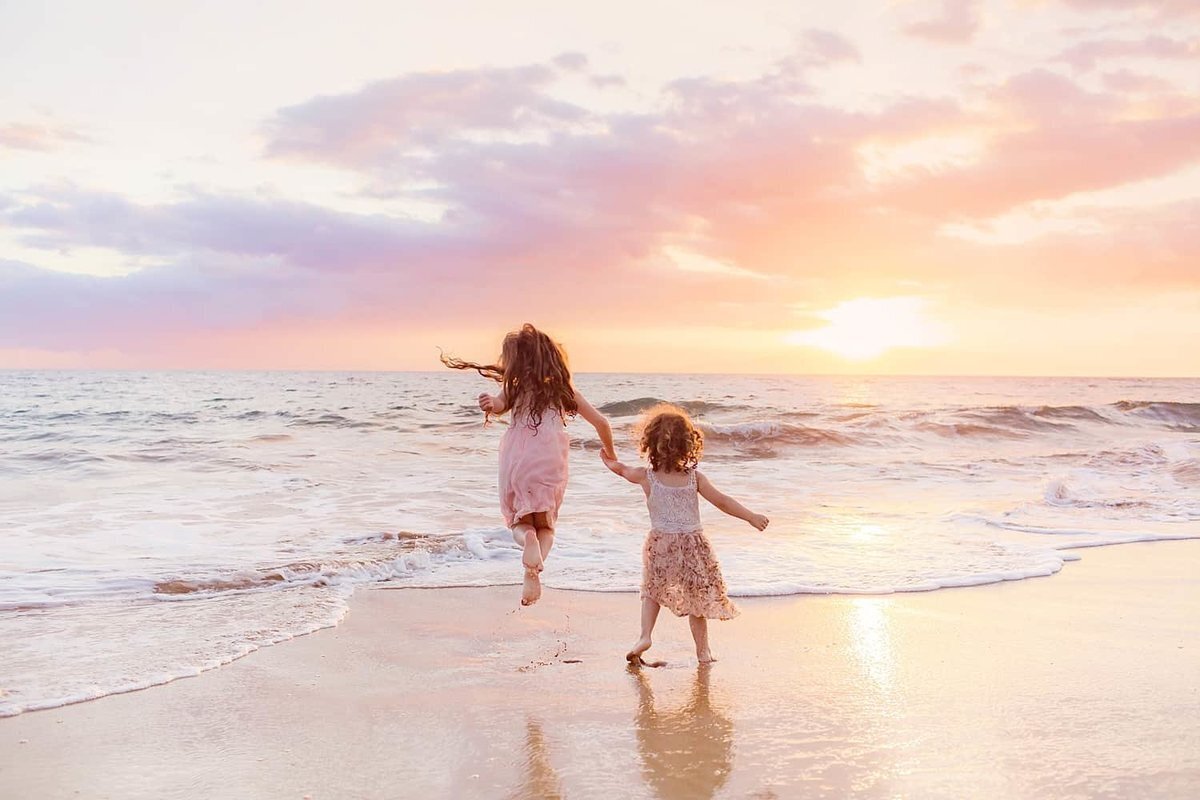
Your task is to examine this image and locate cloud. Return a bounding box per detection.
[551,52,589,72]
[3,187,468,272]
[0,256,326,351]
[0,121,87,152]
[1057,0,1200,18]
[1057,35,1200,71]
[794,29,863,65]
[1101,69,1174,93]
[6,39,1200,363]
[876,70,1200,217]
[265,64,589,168]
[902,0,982,44]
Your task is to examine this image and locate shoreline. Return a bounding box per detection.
[2,539,1198,798]
[8,532,1195,721]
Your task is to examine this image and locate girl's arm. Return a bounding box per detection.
[696,471,769,531]
[600,449,648,487]
[573,389,616,458]
[478,388,508,415]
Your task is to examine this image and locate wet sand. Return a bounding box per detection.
[2,541,1198,799]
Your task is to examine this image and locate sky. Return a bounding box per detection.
[1,0,1198,375]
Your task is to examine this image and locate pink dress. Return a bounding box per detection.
[498,406,570,529]
[642,469,739,620]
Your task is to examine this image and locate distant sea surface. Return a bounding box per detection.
[2,371,1198,716]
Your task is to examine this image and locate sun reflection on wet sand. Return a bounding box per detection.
[848,599,895,694]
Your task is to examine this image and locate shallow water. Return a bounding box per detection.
[1,371,1197,715]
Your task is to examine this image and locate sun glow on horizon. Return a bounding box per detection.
[786,296,952,361]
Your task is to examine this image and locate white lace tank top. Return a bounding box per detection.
[646,469,703,534]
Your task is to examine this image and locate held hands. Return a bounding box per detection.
[599,446,620,473]
[747,513,769,532]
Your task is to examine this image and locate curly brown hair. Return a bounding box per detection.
[638,404,704,473]
[440,323,578,430]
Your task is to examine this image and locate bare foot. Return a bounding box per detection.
[521,530,544,573]
[626,636,652,660]
[627,636,667,667]
[697,651,717,664]
[520,566,542,606]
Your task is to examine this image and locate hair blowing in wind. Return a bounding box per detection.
[440,323,579,430]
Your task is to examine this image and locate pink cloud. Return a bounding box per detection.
[1057,35,1200,71]
[1058,0,1200,18]
[902,0,982,44]
[1101,69,1175,93]
[877,70,1200,217]
[0,121,86,151]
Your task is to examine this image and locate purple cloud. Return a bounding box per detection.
[265,64,588,168]
[4,188,475,272]
[795,29,863,65]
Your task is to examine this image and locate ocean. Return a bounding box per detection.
[1,371,1197,716]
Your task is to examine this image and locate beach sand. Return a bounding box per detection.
[2,540,1197,799]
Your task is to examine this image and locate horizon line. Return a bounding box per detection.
[1,368,1196,380]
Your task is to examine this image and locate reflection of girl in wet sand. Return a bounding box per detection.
[508,718,564,800]
[631,664,734,800]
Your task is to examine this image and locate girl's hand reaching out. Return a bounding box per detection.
[748,513,769,532]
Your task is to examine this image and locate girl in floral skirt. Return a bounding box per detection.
[601,404,768,664]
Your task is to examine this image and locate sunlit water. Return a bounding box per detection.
[1,371,1197,715]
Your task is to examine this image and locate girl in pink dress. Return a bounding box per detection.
[602,404,769,664]
[443,324,615,606]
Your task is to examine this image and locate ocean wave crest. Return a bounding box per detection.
[700,421,857,447]
[597,397,742,417]
[1112,401,1200,430]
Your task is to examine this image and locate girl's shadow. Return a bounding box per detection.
[630,663,734,799]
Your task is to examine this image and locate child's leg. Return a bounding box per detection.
[512,517,542,570]
[627,598,661,662]
[689,615,715,663]
[535,530,555,565]
[531,513,554,566]
[512,516,542,606]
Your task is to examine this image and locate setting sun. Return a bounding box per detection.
[786,297,951,361]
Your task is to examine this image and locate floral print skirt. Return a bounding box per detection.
[642,528,739,620]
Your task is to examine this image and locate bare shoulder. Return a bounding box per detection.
[695,469,721,498]
[630,466,651,494]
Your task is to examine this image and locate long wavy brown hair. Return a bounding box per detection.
[440,323,578,430]
[638,404,704,473]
